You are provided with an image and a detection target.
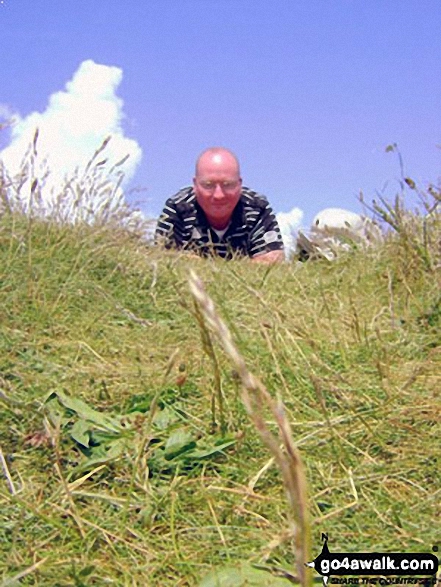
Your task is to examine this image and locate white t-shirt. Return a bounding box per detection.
[211,224,230,240]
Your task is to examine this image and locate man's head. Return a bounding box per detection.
[193,147,242,230]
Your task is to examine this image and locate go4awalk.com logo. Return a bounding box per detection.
[306,535,439,586]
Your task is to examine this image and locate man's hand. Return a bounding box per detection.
[251,250,285,264]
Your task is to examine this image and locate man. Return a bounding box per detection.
[155,147,285,264]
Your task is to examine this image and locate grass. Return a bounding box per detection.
[0,148,440,586]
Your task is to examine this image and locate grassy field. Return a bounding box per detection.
[0,181,440,585]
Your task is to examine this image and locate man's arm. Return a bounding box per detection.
[248,199,285,262]
[251,249,285,264]
[155,199,182,249]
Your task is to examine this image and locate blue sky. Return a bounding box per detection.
[0,0,440,230]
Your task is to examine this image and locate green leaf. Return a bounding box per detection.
[164,429,196,460]
[78,565,95,578]
[50,390,122,433]
[199,562,294,586]
[70,419,91,448]
[105,438,127,459]
[186,438,235,459]
[70,438,127,475]
[153,405,179,430]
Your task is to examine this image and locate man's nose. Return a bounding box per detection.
[212,184,226,199]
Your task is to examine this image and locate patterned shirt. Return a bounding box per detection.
[155,186,284,259]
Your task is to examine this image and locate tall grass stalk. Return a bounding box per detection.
[192,300,226,434]
[189,270,311,587]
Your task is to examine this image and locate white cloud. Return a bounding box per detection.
[276,206,304,258]
[0,60,142,217]
[0,103,17,121]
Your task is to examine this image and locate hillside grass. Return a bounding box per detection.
[0,200,440,586]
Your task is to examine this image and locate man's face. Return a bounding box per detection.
[193,152,242,227]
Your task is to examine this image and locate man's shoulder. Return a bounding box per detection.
[240,187,271,210]
[164,187,198,219]
[167,186,196,206]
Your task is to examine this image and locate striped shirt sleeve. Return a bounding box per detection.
[248,202,284,257]
[155,198,186,249]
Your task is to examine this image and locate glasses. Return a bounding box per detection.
[197,180,240,194]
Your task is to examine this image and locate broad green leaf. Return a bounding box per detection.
[84,438,126,461]
[153,405,179,430]
[70,419,91,448]
[164,429,196,460]
[185,438,235,459]
[50,390,122,432]
[199,562,294,586]
[105,438,127,459]
[70,438,127,475]
[44,400,65,428]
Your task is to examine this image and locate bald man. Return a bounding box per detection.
[155,148,284,263]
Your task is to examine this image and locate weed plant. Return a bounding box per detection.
[0,145,440,586]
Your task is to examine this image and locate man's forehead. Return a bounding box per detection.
[197,155,239,176]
